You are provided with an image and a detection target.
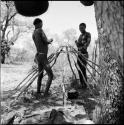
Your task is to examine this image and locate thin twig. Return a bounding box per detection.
[16,72,39,100]
[13,51,58,92]
[75,50,101,76]
[12,71,37,97]
[70,50,101,76]
[16,71,38,91]
[72,55,96,98]
[86,60,101,76]
[66,46,77,80]
[12,45,101,101]
[70,46,101,76]
[70,46,101,69]
[12,68,37,91]
[16,50,61,99]
[61,68,68,106]
[73,51,98,83]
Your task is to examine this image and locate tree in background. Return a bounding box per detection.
[62,28,77,46]
[1,1,21,64]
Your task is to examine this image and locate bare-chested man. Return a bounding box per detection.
[75,23,91,89]
[32,18,53,97]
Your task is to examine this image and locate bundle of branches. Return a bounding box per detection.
[60,45,102,98]
[8,45,102,104]
[8,46,63,101]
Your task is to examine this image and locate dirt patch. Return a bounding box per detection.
[1,63,96,124]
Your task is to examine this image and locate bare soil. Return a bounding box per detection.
[1,62,97,124]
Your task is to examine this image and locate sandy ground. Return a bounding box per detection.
[1,63,34,92]
[1,62,97,124]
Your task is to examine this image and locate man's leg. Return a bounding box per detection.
[77,55,87,88]
[43,63,53,96]
[37,63,44,93]
[81,53,88,88]
[77,56,84,87]
[80,62,87,88]
[36,54,53,96]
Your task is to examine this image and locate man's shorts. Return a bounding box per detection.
[35,53,49,66]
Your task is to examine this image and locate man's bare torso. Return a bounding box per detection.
[32,28,48,55]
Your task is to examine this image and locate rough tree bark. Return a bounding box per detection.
[81,1,124,124]
[94,1,124,124]
[94,1,123,66]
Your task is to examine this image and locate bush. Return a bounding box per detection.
[7,48,35,64]
[92,50,123,124]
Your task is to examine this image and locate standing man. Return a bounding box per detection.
[75,23,91,89]
[32,18,53,97]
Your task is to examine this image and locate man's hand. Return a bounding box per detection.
[48,38,53,44]
[75,40,77,44]
[83,42,88,49]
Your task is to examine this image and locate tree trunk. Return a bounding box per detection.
[93,1,124,124]
[94,1,123,66]
[1,53,5,64]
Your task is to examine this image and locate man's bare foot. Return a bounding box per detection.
[32,92,42,99]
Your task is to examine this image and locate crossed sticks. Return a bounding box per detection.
[8,45,102,101]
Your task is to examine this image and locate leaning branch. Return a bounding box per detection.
[66,46,77,80]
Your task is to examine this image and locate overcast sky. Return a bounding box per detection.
[15,1,98,48]
[43,1,98,38]
[18,1,98,37]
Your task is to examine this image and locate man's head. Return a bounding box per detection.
[33,18,43,28]
[79,23,86,33]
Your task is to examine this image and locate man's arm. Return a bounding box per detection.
[40,29,53,44]
[47,38,53,44]
[75,35,82,48]
[83,32,91,48]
